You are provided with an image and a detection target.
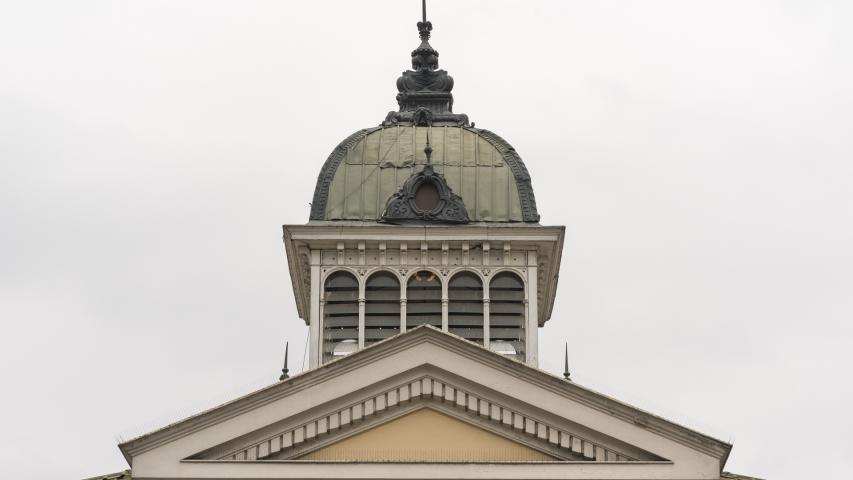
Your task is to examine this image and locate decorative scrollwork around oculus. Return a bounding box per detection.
[381,163,469,225]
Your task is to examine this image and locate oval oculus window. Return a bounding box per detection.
[414,182,440,211]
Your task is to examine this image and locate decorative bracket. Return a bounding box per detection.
[381,139,469,225]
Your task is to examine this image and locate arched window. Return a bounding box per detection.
[323,271,359,363]
[489,272,525,360]
[406,270,442,329]
[448,272,484,344]
[364,271,401,348]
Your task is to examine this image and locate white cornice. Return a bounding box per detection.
[281,223,565,326]
[284,223,565,244]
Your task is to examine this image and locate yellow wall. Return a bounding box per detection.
[298,408,555,462]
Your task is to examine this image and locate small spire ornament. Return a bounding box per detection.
[279,342,290,381]
[563,343,572,381]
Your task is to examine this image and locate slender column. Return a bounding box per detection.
[317,299,325,365]
[526,250,539,367]
[441,298,449,331]
[308,250,321,369]
[483,298,491,349]
[358,297,366,349]
[441,274,449,331]
[400,276,407,332]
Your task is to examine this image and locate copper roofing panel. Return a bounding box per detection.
[313,126,538,223]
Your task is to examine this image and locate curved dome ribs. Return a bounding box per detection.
[309,127,539,223]
[309,127,382,221]
[476,130,540,223]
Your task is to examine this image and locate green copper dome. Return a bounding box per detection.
[308,13,539,224]
[309,126,539,223]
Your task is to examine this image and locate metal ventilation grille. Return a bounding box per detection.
[365,271,401,347]
[489,272,525,360]
[406,270,442,329]
[448,272,484,344]
[323,271,359,362]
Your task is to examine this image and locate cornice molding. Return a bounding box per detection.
[282,224,565,326]
[119,327,731,466]
[204,375,648,463]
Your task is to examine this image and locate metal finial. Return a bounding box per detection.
[424,131,433,164]
[416,0,433,44]
[563,343,572,381]
[279,342,290,381]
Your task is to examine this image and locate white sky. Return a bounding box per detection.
[1,1,851,478]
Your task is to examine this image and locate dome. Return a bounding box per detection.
[309,126,539,223]
[308,16,539,224]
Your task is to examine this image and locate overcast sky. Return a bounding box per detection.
[1,1,851,478]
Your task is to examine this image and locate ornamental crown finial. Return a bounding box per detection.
[411,4,438,72]
[382,0,469,127]
[418,0,432,42]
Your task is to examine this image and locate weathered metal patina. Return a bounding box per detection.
[309,126,539,223]
[308,8,539,223]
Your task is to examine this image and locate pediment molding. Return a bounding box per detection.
[121,327,730,468]
[198,374,657,464]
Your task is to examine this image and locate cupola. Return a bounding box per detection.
[286,6,563,370]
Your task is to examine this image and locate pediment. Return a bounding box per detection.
[196,373,650,463]
[121,327,731,479]
[296,408,556,462]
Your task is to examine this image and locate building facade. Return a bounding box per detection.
[92,6,760,480]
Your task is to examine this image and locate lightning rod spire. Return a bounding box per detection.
[279,342,290,381]
[563,343,572,381]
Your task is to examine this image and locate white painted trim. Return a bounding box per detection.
[483,299,491,349]
[121,327,731,470]
[309,251,322,369]
[526,251,539,367]
[174,460,683,480]
[357,297,365,349]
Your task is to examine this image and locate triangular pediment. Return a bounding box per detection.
[121,327,731,479]
[199,373,646,463]
[296,408,556,462]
